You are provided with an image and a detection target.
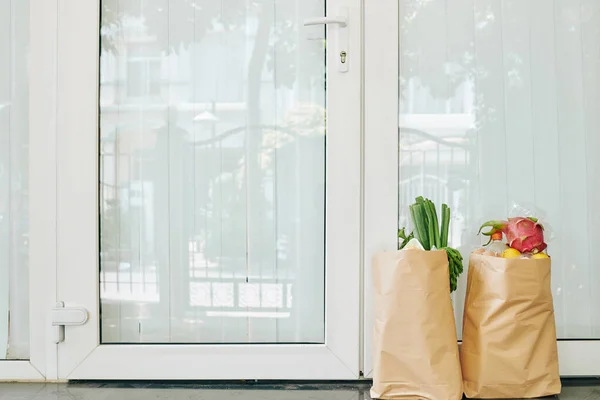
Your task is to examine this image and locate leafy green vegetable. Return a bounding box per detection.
[398,227,414,250]
[405,197,463,292]
[443,247,464,293]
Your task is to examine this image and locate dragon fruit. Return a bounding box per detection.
[479,217,547,253]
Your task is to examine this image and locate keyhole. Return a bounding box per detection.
[340,51,347,64]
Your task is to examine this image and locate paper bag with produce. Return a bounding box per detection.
[460,215,560,398]
[371,197,463,400]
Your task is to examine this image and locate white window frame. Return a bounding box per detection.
[50,0,362,380]
[362,0,600,378]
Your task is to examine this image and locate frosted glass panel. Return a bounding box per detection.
[0,0,30,359]
[99,0,326,343]
[399,0,600,339]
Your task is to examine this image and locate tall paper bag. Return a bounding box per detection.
[371,250,463,400]
[460,254,561,398]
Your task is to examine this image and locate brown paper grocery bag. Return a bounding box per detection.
[371,250,463,400]
[460,254,561,398]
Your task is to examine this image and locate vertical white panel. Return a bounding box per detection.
[473,0,509,220]
[220,1,250,344]
[530,0,564,336]
[7,0,30,359]
[0,0,30,360]
[190,0,215,343]
[581,0,600,336]
[29,0,58,377]
[555,0,591,338]
[166,0,192,343]
[363,0,399,377]
[398,0,448,235]
[158,0,177,343]
[445,0,476,339]
[502,0,535,204]
[0,0,10,359]
[245,0,277,343]
[56,0,100,376]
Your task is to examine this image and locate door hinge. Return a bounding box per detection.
[52,301,89,343]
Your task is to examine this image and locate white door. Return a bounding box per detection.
[54,0,362,380]
[364,0,600,377]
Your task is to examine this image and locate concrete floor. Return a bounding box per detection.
[0,381,598,399]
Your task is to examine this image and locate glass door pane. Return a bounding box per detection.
[398,0,600,339]
[99,0,326,344]
[0,0,29,360]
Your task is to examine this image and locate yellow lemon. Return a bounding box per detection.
[502,248,521,259]
[532,253,549,259]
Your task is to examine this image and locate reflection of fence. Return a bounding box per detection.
[398,126,471,247]
[100,267,294,315]
[189,278,294,313]
[99,124,317,319]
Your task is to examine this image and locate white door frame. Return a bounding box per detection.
[362,0,398,380]
[53,0,362,380]
[0,0,58,382]
[362,0,600,378]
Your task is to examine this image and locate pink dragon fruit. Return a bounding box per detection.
[479,217,547,253]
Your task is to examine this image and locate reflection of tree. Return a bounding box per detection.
[201,117,325,269]
[399,1,524,244]
[401,1,498,125]
[102,0,323,87]
[99,2,326,342]
[102,0,325,271]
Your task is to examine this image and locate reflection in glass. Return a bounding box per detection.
[399,0,600,339]
[0,0,30,359]
[99,0,326,343]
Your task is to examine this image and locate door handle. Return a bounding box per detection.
[304,8,349,73]
[303,16,347,28]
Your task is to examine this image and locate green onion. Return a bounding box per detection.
[412,203,430,250]
[440,204,450,248]
[427,199,441,249]
[423,201,436,249]
[407,197,463,292]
